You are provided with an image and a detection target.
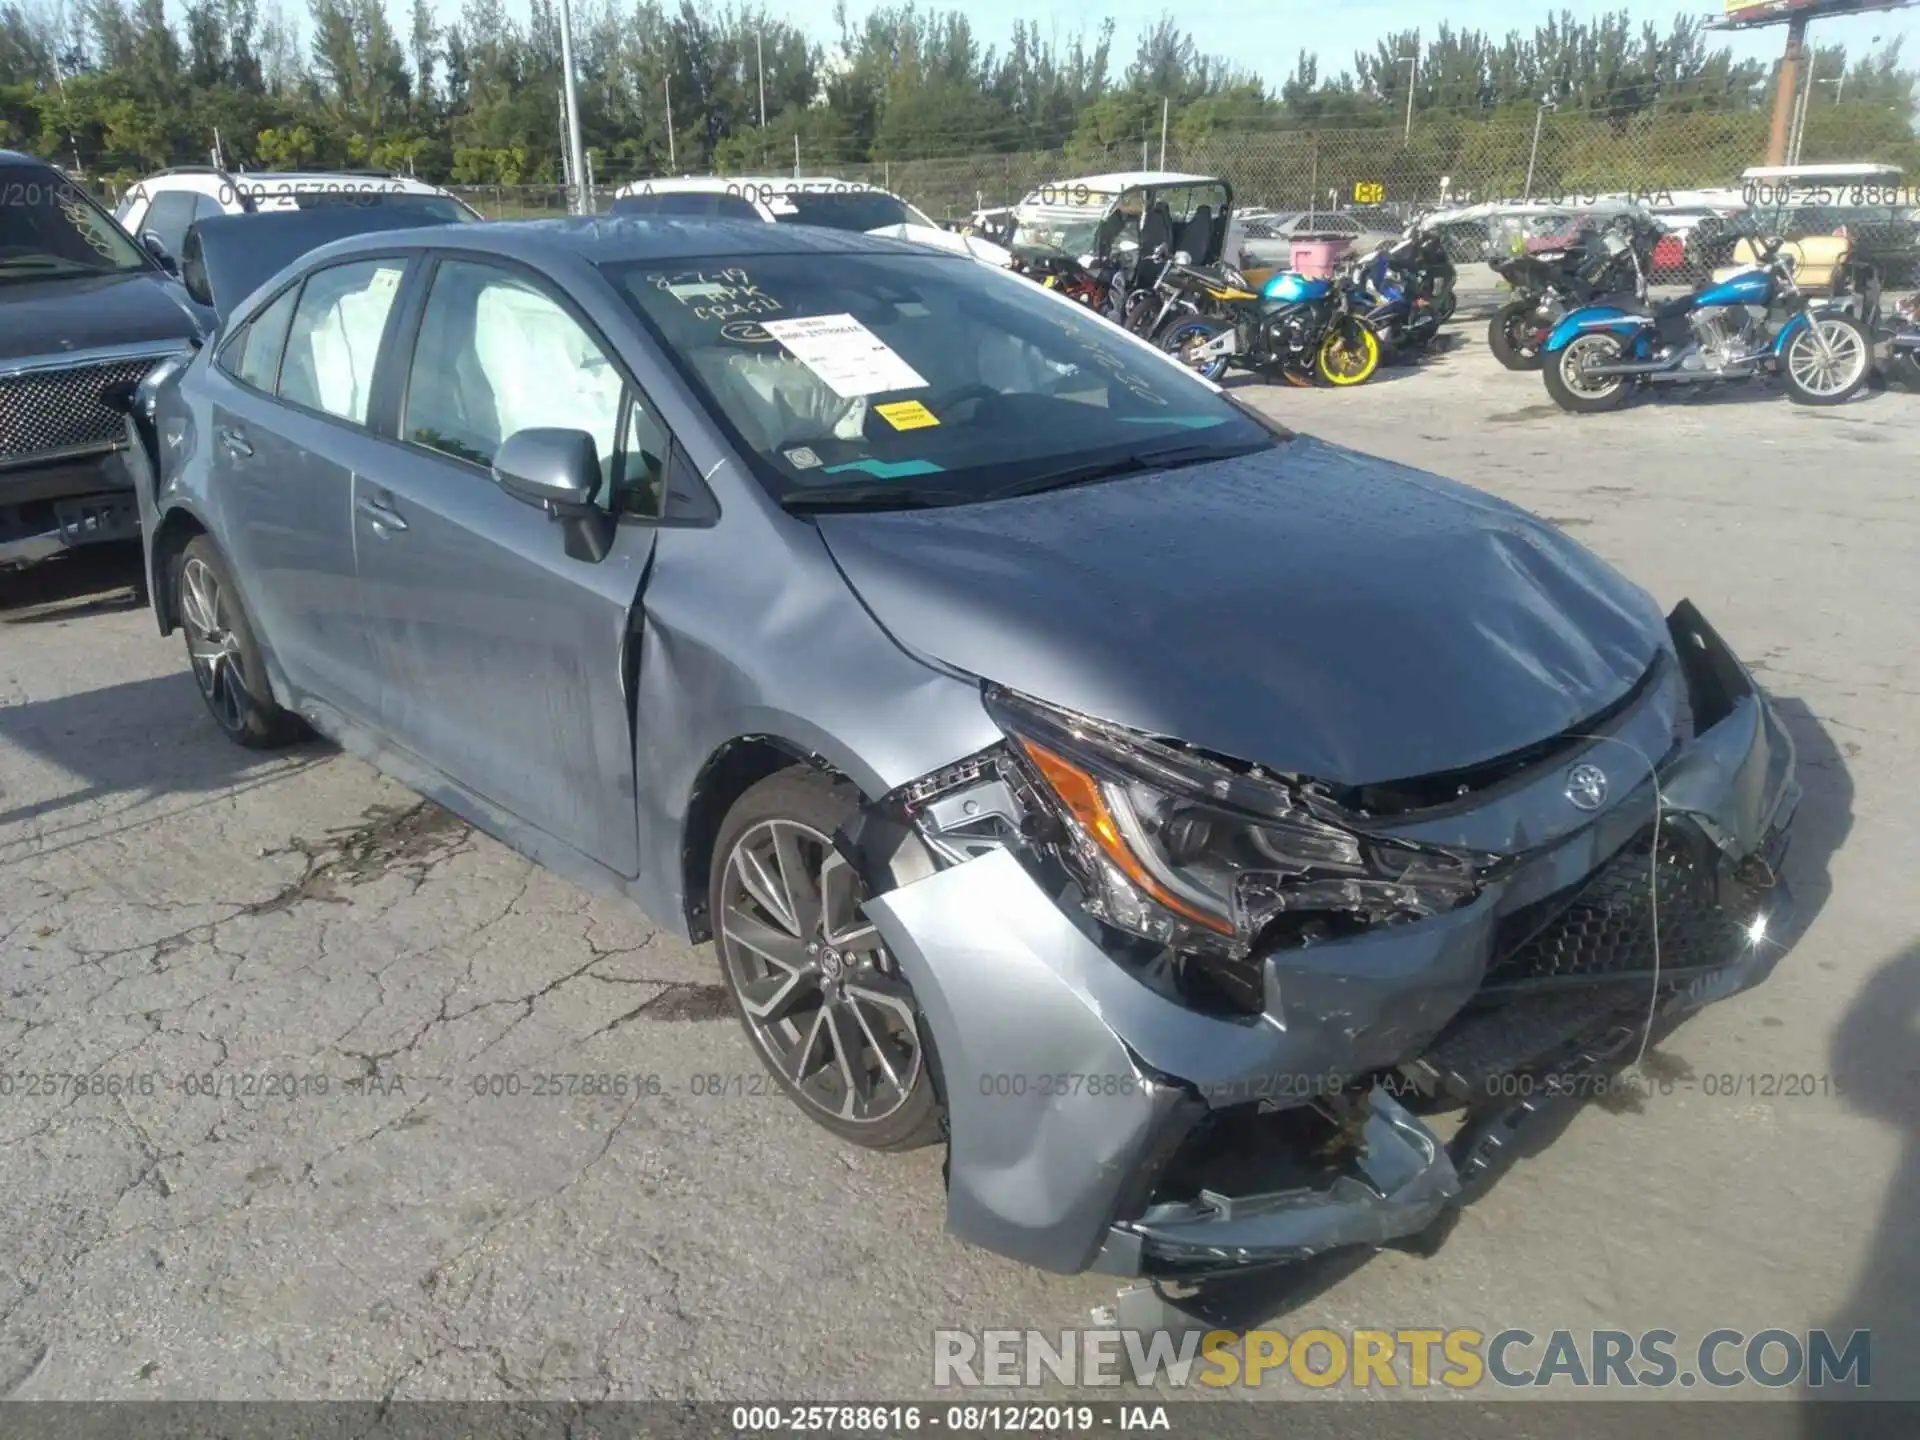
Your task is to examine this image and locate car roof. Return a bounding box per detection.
[0,149,54,169]
[289,215,937,269]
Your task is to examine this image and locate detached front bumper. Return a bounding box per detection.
[861,602,1799,1277]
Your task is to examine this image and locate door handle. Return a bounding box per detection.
[217,427,252,458]
[355,494,408,534]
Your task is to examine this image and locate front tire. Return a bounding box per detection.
[709,769,944,1152]
[173,535,306,748]
[1160,315,1234,383]
[1781,314,1872,406]
[1489,298,1549,371]
[1543,333,1631,413]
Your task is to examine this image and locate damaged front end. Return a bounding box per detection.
[849,601,1798,1279]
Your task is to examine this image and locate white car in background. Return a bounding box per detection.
[114,166,479,265]
[609,175,1012,268]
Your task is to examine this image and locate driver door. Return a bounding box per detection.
[352,257,667,875]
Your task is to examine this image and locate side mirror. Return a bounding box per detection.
[493,427,615,563]
[140,232,177,273]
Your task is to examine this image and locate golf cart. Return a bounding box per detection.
[1009,172,1242,308]
[1718,163,1907,322]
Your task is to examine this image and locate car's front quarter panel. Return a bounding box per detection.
[625,455,1003,935]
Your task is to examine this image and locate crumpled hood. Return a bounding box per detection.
[816,437,1668,785]
[0,270,202,363]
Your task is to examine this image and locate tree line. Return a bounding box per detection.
[1,1,1915,188]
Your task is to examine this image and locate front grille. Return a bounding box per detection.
[1482,820,1749,990]
[0,358,160,464]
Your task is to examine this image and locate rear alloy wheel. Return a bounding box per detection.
[710,770,943,1151]
[174,535,306,748]
[1316,320,1381,386]
[1544,333,1631,413]
[1781,314,1871,406]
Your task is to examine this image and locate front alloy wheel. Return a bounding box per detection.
[712,772,942,1150]
[1782,315,1870,406]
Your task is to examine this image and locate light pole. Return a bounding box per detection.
[1523,97,1555,202]
[557,0,588,213]
[1401,44,1418,145]
[757,32,766,128]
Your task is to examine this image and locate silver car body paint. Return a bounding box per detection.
[130,217,1801,1279]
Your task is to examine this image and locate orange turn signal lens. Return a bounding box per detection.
[1020,740,1233,934]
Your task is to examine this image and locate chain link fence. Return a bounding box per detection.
[448,107,1917,221]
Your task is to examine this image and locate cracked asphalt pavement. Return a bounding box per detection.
[2,338,1916,1402]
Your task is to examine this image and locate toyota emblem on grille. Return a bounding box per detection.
[1565,763,1609,812]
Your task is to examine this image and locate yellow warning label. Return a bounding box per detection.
[875,400,940,430]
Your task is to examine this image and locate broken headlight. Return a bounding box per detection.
[984,687,1499,957]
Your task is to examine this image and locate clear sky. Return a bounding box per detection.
[418,0,1920,89]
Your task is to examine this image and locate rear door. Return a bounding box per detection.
[351,255,665,874]
[205,256,412,723]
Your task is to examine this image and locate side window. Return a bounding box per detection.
[218,284,301,393]
[139,191,198,254]
[403,260,660,514]
[278,259,407,423]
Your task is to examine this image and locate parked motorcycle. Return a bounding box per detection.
[1540,234,1873,412]
[1348,219,1458,360]
[1155,265,1383,387]
[1487,218,1655,371]
[1882,292,1920,390]
[1010,242,1118,313]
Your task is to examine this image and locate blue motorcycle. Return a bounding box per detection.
[1540,235,1872,412]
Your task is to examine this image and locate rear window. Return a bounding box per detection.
[287,193,475,222]
[769,191,931,232]
[611,192,765,221]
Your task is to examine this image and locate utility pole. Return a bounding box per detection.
[757,32,767,128]
[1792,52,1816,165]
[1158,97,1168,169]
[794,133,800,178]
[665,75,676,170]
[557,0,588,214]
[1403,41,1418,146]
[1524,99,1552,201]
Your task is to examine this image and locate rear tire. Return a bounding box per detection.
[1887,350,1920,391]
[173,535,306,749]
[1781,314,1872,406]
[1543,333,1631,413]
[1316,318,1381,386]
[1488,299,1547,371]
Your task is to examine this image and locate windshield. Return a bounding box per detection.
[0,168,149,280]
[771,191,934,232]
[608,251,1275,507]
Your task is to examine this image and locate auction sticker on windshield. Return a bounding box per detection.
[759,314,928,398]
[875,400,939,430]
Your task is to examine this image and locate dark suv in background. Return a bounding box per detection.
[1,150,207,569]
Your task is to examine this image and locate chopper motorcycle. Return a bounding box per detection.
[1540,234,1873,412]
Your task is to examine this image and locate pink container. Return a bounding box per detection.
[1290,235,1353,278]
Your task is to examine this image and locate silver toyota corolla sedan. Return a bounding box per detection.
[122,217,1799,1283]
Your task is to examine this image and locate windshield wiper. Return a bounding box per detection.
[779,484,976,513]
[984,440,1270,502]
